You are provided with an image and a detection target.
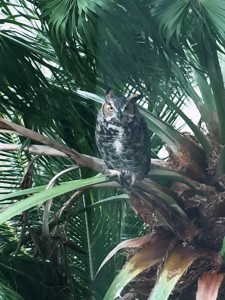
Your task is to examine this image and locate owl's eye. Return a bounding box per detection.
[103,103,114,116]
[107,105,114,112]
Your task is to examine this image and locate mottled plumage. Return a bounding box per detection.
[95,90,151,185]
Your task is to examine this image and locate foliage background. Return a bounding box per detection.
[1,0,225,299]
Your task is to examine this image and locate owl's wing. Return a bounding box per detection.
[140,114,151,150]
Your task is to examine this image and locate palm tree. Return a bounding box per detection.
[1,0,225,299]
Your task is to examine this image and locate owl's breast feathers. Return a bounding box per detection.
[95,113,151,179]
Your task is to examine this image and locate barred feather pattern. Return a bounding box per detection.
[95,94,151,183]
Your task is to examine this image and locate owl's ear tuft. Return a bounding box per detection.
[128,94,143,102]
[105,89,114,102]
[105,87,113,96]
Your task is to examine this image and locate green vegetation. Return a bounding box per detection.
[1,1,225,299]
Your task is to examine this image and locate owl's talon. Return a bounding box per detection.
[103,168,135,188]
[121,169,130,177]
[109,170,121,177]
[102,166,109,175]
[103,168,120,180]
[118,170,136,189]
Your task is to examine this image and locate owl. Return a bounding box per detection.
[95,90,151,186]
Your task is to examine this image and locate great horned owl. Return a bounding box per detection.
[95,90,151,185]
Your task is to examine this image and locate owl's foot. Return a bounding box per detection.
[103,167,120,179]
[119,170,136,189]
[103,167,135,188]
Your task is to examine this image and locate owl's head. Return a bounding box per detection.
[102,90,143,122]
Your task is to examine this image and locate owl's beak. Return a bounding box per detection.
[117,109,123,120]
